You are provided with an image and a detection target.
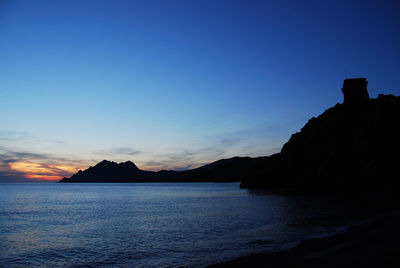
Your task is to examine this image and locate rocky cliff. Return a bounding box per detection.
[241,93,400,193]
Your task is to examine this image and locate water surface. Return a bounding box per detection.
[0,183,366,267]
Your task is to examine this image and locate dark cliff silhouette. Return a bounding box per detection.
[60,78,400,193]
[241,78,400,192]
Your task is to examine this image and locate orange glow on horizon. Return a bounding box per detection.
[10,161,49,173]
[24,174,63,181]
[9,161,79,182]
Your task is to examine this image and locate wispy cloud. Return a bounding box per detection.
[0,150,50,163]
[0,159,28,182]
[0,146,83,182]
[92,147,142,157]
[140,140,232,171]
[139,125,283,171]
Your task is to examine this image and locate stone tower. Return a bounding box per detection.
[342,78,369,104]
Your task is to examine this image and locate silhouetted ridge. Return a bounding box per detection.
[59,157,252,183]
[241,80,400,193]
[59,160,146,182]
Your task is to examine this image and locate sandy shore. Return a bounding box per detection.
[208,207,400,268]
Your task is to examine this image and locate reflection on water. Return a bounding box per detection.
[0,183,366,267]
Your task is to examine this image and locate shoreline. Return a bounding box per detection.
[207,209,400,268]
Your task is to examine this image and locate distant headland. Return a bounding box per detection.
[60,78,400,193]
[58,157,253,183]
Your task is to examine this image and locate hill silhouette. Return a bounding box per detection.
[60,79,400,193]
[59,157,258,183]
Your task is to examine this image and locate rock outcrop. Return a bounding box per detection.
[241,90,400,193]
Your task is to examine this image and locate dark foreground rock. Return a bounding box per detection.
[208,206,400,268]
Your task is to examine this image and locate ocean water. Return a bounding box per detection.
[0,183,366,267]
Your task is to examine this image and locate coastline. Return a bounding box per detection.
[207,208,400,267]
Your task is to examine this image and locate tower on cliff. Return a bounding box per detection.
[342,78,369,104]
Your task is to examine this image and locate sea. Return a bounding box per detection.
[0,182,368,267]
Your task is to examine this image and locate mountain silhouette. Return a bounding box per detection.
[60,78,400,193]
[60,156,268,183]
[58,158,252,183]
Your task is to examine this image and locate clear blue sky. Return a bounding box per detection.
[1,0,399,181]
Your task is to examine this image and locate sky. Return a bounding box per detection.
[1,0,399,182]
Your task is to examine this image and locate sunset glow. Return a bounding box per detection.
[9,161,78,182]
[24,174,64,182]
